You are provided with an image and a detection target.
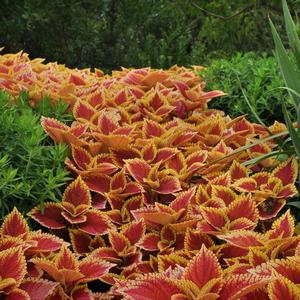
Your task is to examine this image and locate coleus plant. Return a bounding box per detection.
[1,49,300,299]
[0,208,114,299]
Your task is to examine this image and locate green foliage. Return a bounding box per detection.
[1,0,300,71]
[201,52,294,124]
[0,91,72,218]
[269,0,300,184]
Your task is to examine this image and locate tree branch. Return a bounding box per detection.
[190,1,254,21]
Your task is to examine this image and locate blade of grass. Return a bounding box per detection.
[282,101,300,182]
[241,150,291,167]
[206,130,289,166]
[282,0,300,68]
[269,17,300,107]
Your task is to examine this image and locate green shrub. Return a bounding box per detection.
[0,91,72,218]
[1,0,300,71]
[201,52,294,124]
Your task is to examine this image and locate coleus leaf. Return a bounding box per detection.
[26,231,66,255]
[119,274,182,300]
[125,158,151,183]
[272,157,298,186]
[268,272,300,300]
[219,273,273,300]
[109,231,131,254]
[217,230,265,248]
[0,207,29,240]
[266,210,295,240]
[61,176,92,216]
[19,278,58,300]
[41,117,86,146]
[156,176,182,194]
[73,100,97,122]
[70,285,93,300]
[79,210,112,235]
[122,219,146,245]
[78,257,115,283]
[0,247,26,293]
[28,203,67,229]
[182,245,222,292]
[5,288,30,300]
[71,145,93,171]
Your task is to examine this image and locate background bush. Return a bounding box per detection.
[1,0,300,71]
[0,91,73,218]
[200,52,294,124]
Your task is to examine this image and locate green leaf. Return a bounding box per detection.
[269,17,300,107]
[207,131,289,166]
[282,0,300,68]
[282,101,300,182]
[242,150,283,167]
[287,201,300,209]
[282,102,300,154]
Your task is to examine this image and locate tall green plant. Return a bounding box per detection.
[269,0,300,182]
[0,91,72,218]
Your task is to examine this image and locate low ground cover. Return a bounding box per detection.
[0,1,300,297]
[0,91,72,218]
[0,51,299,299]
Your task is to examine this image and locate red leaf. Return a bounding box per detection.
[20,278,58,300]
[73,101,96,121]
[69,229,92,254]
[143,119,165,138]
[110,171,126,192]
[6,289,30,300]
[227,195,258,223]
[79,210,112,235]
[200,207,226,230]
[69,74,85,85]
[154,148,178,164]
[272,157,298,185]
[218,231,264,248]
[109,231,130,253]
[28,203,66,229]
[268,274,300,300]
[71,285,93,300]
[183,245,222,292]
[233,178,257,192]
[90,247,121,264]
[172,131,197,147]
[83,174,110,194]
[120,274,182,300]
[229,161,249,181]
[267,210,294,240]
[56,246,78,270]
[71,146,92,170]
[142,142,157,162]
[139,233,160,251]
[0,207,29,240]
[61,177,91,215]
[170,188,195,212]
[199,90,225,101]
[98,113,119,135]
[220,273,272,300]
[78,257,115,283]
[27,231,65,255]
[0,247,26,291]
[125,159,151,183]
[122,220,145,245]
[122,182,144,196]
[156,176,182,194]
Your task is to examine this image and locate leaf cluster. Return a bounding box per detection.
[0,91,72,218]
[200,52,294,124]
[1,0,300,71]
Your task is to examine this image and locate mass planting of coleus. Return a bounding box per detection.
[0,51,299,299]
